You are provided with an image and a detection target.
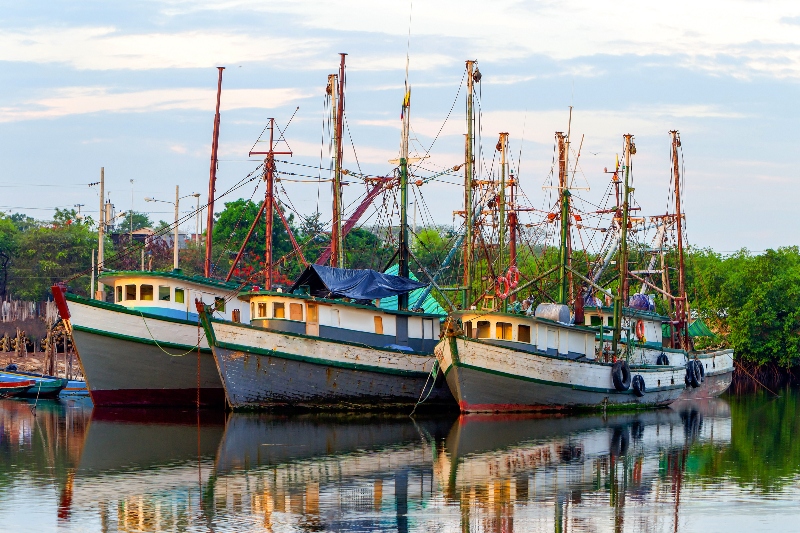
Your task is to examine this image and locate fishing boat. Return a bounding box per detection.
[436,120,690,411]
[53,270,248,407]
[582,131,734,399]
[0,369,67,398]
[198,57,458,410]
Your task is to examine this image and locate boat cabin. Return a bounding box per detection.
[99,270,250,323]
[455,310,596,360]
[242,291,441,353]
[583,305,668,347]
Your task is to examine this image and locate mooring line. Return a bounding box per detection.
[139,312,203,356]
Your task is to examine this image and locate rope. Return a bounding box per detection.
[410,358,438,415]
[139,312,203,356]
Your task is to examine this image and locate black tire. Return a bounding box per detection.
[632,375,646,397]
[656,353,670,366]
[612,360,631,391]
[698,360,705,383]
[686,360,702,388]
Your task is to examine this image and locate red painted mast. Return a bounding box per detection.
[670,130,689,349]
[249,119,292,290]
[204,66,224,277]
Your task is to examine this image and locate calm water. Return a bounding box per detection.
[1,390,799,532]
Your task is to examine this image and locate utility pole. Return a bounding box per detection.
[249,119,292,290]
[330,53,347,268]
[670,130,689,349]
[612,134,635,358]
[173,185,180,270]
[96,167,105,300]
[204,66,225,277]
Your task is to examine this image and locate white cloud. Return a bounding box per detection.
[0,27,324,70]
[0,86,312,122]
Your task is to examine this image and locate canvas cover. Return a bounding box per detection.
[290,264,426,301]
[380,265,446,316]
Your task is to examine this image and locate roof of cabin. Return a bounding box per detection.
[98,269,241,292]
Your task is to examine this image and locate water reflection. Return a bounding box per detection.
[1,391,800,532]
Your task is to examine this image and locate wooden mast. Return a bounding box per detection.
[397,65,412,310]
[556,131,570,305]
[463,60,476,309]
[204,66,224,277]
[612,134,634,358]
[498,132,508,310]
[670,130,689,349]
[331,54,347,267]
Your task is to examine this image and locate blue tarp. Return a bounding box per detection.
[290,264,427,301]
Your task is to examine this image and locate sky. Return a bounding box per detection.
[1,1,800,252]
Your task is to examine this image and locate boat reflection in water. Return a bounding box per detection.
[0,396,743,532]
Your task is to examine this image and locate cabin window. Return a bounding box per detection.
[307,304,318,323]
[140,285,153,301]
[258,302,267,318]
[518,325,531,343]
[374,316,384,335]
[607,316,614,327]
[590,315,602,326]
[214,297,225,312]
[273,302,285,319]
[159,286,171,302]
[232,309,241,323]
[476,321,491,339]
[174,288,185,304]
[496,322,512,340]
[116,286,122,303]
[250,302,255,318]
[125,284,136,301]
[289,303,303,321]
[464,322,473,337]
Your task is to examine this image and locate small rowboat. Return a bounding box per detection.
[0,380,35,398]
[0,371,68,399]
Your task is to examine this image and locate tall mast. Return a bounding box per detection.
[612,134,634,358]
[397,59,412,310]
[498,132,508,310]
[508,169,518,303]
[204,66,225,277]
[331,54,347,267]
[247,119,292,290]
[670,130,689,348]
[556,131,570,305]
[463,60,476,309]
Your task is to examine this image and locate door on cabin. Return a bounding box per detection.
[306,303,319,336]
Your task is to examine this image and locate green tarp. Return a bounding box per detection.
[379,265,446,317]
[661,318,716,339]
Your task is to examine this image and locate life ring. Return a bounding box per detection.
[495,276,510,299]
[656,353,670,366]
[686,360,702,388]
[506,266,520,289]
[632,375,646,397]
[611,360,631,391]
[635,319,645,341]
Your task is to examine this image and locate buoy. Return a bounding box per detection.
[635,319,645,341]
[495,276,510,299]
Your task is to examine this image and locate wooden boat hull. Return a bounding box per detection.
[0,380,35,397]
[66,295,225,408]
[436,336,687,413]
[201,316,455,410]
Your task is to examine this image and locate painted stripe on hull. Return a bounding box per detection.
[71,328,224,408]
[90,387,225,408]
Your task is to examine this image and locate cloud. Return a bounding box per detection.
[0,86,312,122]
[0,27,324,70]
